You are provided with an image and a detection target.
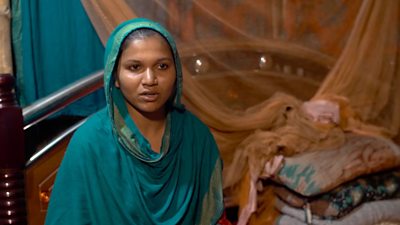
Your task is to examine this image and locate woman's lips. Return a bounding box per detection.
[139,92,159,102]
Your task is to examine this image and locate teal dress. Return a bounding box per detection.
[45,18,224,225]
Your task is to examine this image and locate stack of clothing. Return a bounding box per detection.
[274,170,400,224]
[271,134,400,225]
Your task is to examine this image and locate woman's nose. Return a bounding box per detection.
[142,68,157,85]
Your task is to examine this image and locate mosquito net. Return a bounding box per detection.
[0,0,12,74]
[81,0,400,223]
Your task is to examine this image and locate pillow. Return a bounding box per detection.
[274,169,400,219]
[275,198,400,225]
[273,134,400,196]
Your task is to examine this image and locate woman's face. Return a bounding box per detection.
[115,34,176,119]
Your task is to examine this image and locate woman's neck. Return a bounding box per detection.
[127,107,167,153]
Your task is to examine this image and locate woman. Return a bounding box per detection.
[45,18,224,225]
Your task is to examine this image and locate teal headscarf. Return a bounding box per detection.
[45,18,224,225]
[104,17,184,111]
[105,18,184,162]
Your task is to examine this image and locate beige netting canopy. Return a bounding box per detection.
[82,0,400,160]
[82,0,399,223]
[0,0,12,74]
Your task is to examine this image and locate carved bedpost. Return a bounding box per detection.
[1,0,26,223]
[0,74,26,224]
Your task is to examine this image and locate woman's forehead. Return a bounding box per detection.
[120,36,174,61]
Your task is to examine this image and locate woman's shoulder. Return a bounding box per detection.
[173,109,215,144]
[75,108,110,134]
[68,108,113,151]
[58,108,116,172]
[175,109,210,131]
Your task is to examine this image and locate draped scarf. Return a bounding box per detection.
[45,18,223,225]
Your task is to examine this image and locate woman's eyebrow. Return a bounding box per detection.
[157,57,173,62]
[121,59,140,64]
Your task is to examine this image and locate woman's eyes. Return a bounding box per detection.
[128,64,141,71]
[126,63,170,72]
[158,63,169,70]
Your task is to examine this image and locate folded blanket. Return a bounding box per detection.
[274,134,400,196]
[274,169,400,219]
[375,223,400,225]
[275,198,400,225]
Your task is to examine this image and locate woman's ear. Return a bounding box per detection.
[114,69,120,88]
[114,78,120,88]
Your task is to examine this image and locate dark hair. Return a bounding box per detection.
[121,29,161,52]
